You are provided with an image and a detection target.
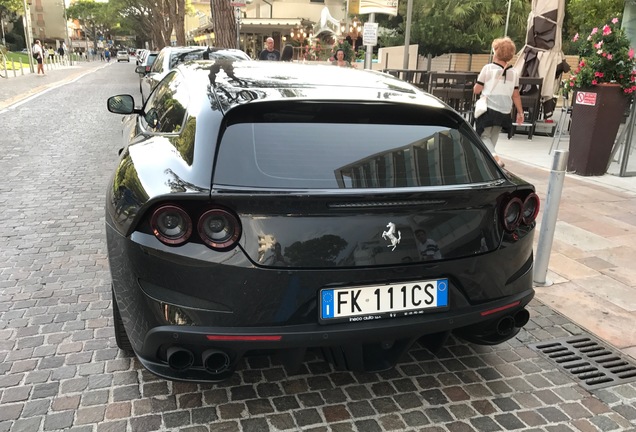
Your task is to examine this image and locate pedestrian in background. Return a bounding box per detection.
[473,37,524,168]
[259,37,280,61]
[281,44,293,62]
[331,49,351,67]
[32,39,45,76]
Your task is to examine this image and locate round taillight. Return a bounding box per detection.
[150,205,192,245]
[502,198,523,232]
[522,193,540,225]
[198,209,241,249]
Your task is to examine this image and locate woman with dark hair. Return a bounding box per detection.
[331,49,351,67]
[281,44,294,62]
[473,37,524,167]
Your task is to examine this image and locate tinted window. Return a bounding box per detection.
[215,123,501,189]
[152,51,166,73]
[141,72,188,134]
[169,49,207,69]
[146,54,157,67]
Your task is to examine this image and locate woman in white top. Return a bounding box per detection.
[473,37,524,167]
[32,39,45,75]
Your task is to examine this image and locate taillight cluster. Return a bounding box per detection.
[150,204,241,250]
[502,193,540,232]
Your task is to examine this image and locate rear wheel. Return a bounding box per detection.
[112,287,133,351]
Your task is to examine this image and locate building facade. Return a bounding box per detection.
[187,0,348,59]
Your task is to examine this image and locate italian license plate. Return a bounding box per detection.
[319,279,448,323]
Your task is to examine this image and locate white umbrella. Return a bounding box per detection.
[513,0,569,118]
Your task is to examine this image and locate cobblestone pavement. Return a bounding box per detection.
[1,64,636,432]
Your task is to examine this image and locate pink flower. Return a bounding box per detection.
[591,27,598,35]
[579,60,585,67]
[594,41,603,49]
[573,33,579,42]
[597,49,604,55]
[592,79,598,85]
[612,18,619,24]
[602,52,607,57]
[607,53,613,60]
[570,81,575,87]
[598,72,604,78]
[629,48,635,59]
[602,25,612,36]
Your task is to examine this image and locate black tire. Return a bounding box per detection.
[112,287,133,351]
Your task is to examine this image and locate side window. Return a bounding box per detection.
[152,51,166,73]
[141,71,188,134]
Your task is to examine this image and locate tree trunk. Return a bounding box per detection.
[211,0,237,48]
[161,0,174,47]
[174,0,186,46]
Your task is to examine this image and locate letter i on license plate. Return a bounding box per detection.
[319,279,448,323]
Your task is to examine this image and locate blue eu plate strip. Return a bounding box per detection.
[322,290,334,319]
[437,279,448,307]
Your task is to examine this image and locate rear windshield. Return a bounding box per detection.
[214,121,501,189]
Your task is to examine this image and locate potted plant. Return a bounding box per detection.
[567,17,636,176]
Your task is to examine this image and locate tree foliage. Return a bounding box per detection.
[66,0,115,50]
[0,0,22,15]
[100,0,191,49]
[562,0,625,53]
[376,0,531,56]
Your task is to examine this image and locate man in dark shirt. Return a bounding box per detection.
[259,37,280,61]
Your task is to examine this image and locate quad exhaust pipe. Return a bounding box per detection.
[166,347,194,371]
[202,349,231,374]
[495,308,531,337]
[166,346,232,375]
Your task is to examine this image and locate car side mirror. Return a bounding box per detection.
[107,95,142,115]
[135,65,147,74]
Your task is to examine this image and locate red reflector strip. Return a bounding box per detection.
[480,301,521,317]
[206,335,282,342]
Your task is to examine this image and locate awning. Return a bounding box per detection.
[240,18,304,34]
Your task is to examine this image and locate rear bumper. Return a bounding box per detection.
[134,288,534,382]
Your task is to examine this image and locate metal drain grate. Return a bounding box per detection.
[530,336,636,390]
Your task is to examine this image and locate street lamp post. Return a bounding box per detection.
[63,3,73,64]
[504,0,512,37]
[22,0,34,72]
[341,16,362,52]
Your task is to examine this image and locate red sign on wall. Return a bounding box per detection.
[575,91,597,106]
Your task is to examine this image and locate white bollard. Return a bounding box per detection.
[533,149,569,286]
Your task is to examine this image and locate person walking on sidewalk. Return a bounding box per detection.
[473,37,524,167]
[32,40,46,76]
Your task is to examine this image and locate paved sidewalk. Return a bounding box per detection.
[498,133,636,362]
[1,67,635,363]
[0,60,110,111]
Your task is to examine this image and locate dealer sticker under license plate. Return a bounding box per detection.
[320,279,448,323]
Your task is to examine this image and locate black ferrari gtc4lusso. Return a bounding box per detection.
[106,59,539,382]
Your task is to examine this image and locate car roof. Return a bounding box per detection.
[177,60,446,112]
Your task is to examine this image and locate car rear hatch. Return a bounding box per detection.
[211,101,512,269]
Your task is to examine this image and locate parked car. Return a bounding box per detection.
[106,60,539,382]
[135,51,158,94]
[136,46,250,103]
[136,49,148,66]
[116,50,130,62]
